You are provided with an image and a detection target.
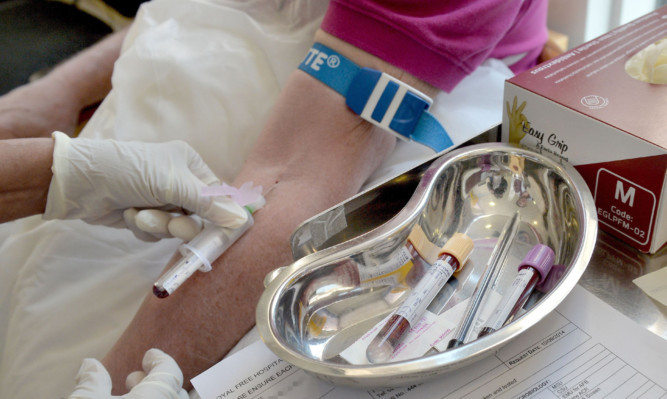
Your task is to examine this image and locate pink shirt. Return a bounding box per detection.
[321,0,548,92]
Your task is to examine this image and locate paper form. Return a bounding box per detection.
[633,267,667,307]
[192,285,667,399]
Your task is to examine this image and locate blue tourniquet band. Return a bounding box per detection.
[298,42,453,153]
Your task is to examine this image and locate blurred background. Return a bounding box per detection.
[0,0,145,95]
[1,0,666,95]
[548,0,667,48]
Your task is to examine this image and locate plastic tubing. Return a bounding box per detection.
[478,244,555,338]
[366,233,474,363]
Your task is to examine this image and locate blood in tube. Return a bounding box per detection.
[478,244,555,338]
[366,233,474,363]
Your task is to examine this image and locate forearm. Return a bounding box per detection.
[45,26,128,110]
[0,138,54,222]
[101,30,435,393]
[0,27,128,140]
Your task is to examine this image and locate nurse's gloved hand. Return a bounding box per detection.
[68,348,189,399]
[123,208,208,241]
[44,131,248,240]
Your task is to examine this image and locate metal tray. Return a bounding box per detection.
[256,143,598,388]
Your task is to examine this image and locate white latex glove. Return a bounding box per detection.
[45,131,247,240]
[68,348,189,399]
[123,208,207,241]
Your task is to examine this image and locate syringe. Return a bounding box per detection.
[365,233,473,363]
[153,199,264,298]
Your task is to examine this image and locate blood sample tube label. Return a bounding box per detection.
[395,258,456,325]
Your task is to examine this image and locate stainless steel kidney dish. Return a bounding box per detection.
[256,143,598,388]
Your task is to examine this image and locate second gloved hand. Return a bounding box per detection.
[68,348,189,399]
[44,131,247,236]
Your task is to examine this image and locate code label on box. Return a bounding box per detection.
[594,169,656,246]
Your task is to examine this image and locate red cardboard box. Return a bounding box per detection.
[502,7,667,253]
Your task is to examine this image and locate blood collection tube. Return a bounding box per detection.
[352,225,440,287]
[402,226,436,284]
[153,199,264,298]
[153,213,253,298]
[301,225,440,334]
[478,244,555,338]
[366,233,474,364]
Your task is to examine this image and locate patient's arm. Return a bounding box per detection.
[0,138,53,222]
[101,31,438,393]
[0,27,127,140]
